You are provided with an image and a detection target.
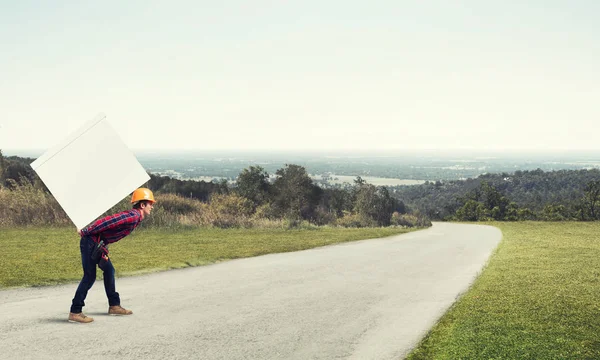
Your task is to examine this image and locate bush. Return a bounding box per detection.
[335,212,377,228]
[541,204,570,221]
[0,179,70,227]
[311,206,337,226]
[390,211,432,228]
[200,193,254,228]
[153,193,202,215]
[517,207,537,221]
[253,203,278,220]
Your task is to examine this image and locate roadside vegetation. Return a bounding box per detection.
[407,222,600,359]
[4,150,600,226]
[0,150,431,229]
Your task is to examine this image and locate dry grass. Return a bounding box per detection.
[0,181,71,227]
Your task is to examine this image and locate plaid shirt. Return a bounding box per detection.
[80,209,143,244]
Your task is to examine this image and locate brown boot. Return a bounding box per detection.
[68,312,94,323]
[108,305,133,315]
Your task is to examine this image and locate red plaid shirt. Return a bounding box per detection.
[80,209,143,244]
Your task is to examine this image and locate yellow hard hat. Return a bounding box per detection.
[131,188,155,204]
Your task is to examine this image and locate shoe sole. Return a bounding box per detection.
[68,320,93,323]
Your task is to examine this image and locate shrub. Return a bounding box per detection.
[335,213,377,228]
[200,193,254,228]
[311,206,337,226]
[541,204,570,221]
[0,179,70,227]
[391,211,432,228]
[153,193,202,215]
[253,203,278,220]
[517,207,537,221]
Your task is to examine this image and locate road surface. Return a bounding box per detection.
[0,222,501,359]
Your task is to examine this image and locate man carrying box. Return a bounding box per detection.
[68,188,156,323]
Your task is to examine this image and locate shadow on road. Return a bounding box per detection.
[41,318,71,324]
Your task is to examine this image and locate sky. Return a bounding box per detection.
[1,1,599,154]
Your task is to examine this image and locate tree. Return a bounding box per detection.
[148,174,221,202]
[517,207,536,220]
[217,178,230,195]
[2,161,36,188]
[505,202,520,221]
[481,182,510,220]
[354,176,366,186]
[235,166,270,208]
[541,204,570,221]
[272,164,319,220]
[320,188,351,217]
[354,183,395,226]
[583,180,600,220]
[455,200,486,221]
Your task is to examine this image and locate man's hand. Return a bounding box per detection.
[77,229,82,236]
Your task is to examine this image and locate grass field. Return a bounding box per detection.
[407,222,600,360]
[0,226,412,288]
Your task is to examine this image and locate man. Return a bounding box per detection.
[68,188,156,323]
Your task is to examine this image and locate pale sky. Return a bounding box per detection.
[1,1,599,153]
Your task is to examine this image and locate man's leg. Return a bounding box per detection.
[70,237,97,317]
[100,257,120,307]
[101,258,133,315]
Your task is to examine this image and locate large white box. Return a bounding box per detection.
[30,113,150,230]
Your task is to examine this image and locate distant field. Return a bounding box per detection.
[8,149,600,182]
[407,222,600,359]
[155,172,426,186]
[0,226,413,288]
[312,174,426,186]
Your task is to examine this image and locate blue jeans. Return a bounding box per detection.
[70,236,120,313]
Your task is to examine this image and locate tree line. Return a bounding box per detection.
[4,149,599,224]
[391,169,600,221]
[0,151,427,228]
[147,164,423,227]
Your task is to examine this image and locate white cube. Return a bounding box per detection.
[30,113,150,230]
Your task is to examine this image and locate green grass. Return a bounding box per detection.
[407,222,600,360]
[0,226,413,288]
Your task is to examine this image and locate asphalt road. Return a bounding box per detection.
[0,222,501,360]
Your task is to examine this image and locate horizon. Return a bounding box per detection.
[4,146,600,184]
[5,147,600,160]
